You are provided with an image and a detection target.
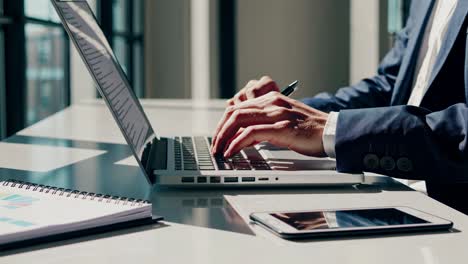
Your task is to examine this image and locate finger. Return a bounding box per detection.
[211,98,266,151]
[211,92,292,151]
[223,130,261,154]
[213,107,303,155]
[223,127,245,153]
[211,105,245,151]
[244,79,258,91]
[213,109,258,155]
[233,93,246,105]
[224,120,293,157]
[212,105,241,149]
[245,76,279,100]
[231,80,258,105]
[212,102,297,153]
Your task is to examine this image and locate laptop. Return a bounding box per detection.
[51,0,364,186]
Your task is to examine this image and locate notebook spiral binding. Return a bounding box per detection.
[2,180,151,207]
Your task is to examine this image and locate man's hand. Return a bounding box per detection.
[211,91,329,158]
[227,76,280,106]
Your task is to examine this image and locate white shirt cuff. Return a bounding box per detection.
[322,111,339,158]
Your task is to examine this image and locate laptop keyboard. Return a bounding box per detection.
[174,136,270,171]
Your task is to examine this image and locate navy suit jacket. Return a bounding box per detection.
[303,1,468,212]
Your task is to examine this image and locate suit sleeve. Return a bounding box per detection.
[335,104,468,182]
[302,17,413,112]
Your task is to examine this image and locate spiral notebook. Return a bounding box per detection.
[0,180,161,249]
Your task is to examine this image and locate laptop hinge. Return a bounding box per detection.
[145,138,167,173]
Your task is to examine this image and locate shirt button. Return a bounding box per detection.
[397,157,413,172]
[380,156,396,171]
[363,154,379,170]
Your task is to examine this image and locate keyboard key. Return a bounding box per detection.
[199,161,213,165]
[231,161,249,166]
[217,162,233,170]
[242,147,264,161]
[184,165,198,171]
[215,158,226,163]
[251,161,269,166]
[177,137,269,172]
[233,163,252,170]
[199,165,215,170]
[253,166,270,170]
[231,154,245,160]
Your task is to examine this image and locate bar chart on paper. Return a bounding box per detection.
[0,193,39,210]
[0,192,39,228]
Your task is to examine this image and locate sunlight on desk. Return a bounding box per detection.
[0,143,106,172]
[115,156,139,167]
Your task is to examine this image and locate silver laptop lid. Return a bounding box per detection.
[51,0,157,183]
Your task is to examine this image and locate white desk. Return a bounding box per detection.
[1,99,468,263]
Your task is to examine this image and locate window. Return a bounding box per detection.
[2,0,144,138]
[24,0,69,126]
[99,0,145,97]
[388,0,412,34]
[2,0,70,138]
[386,0,412,56]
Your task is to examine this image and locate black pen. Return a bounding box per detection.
[281,80,299,96]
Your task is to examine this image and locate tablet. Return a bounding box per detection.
[250,207,453,239]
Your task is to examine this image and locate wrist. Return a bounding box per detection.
[322,112,339,158]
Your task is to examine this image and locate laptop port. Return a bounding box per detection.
[242,177,255,182]
[210,176,221,183]
[181,177,195,183]
[224,177,239,183]
[182,199,195,207]
[258,177,269,181]
[197,177,207,183]
[197,198,208,207]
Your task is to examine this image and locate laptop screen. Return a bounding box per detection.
[51,0,157,180]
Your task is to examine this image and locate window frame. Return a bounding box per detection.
[0,13,10,140]
[4,0,25,137]
[3,0,70,137]
[24,8,71,126]
[98,0,145,97]
[218,0,237,99]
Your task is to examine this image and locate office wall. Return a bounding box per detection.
[142,0,388,100]
[236,0,350,98]
[145,0,191,99]
[350,0,389,84]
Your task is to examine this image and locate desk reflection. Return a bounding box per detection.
[0,135,412,236]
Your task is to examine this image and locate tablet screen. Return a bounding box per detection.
[271,208,428,231]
